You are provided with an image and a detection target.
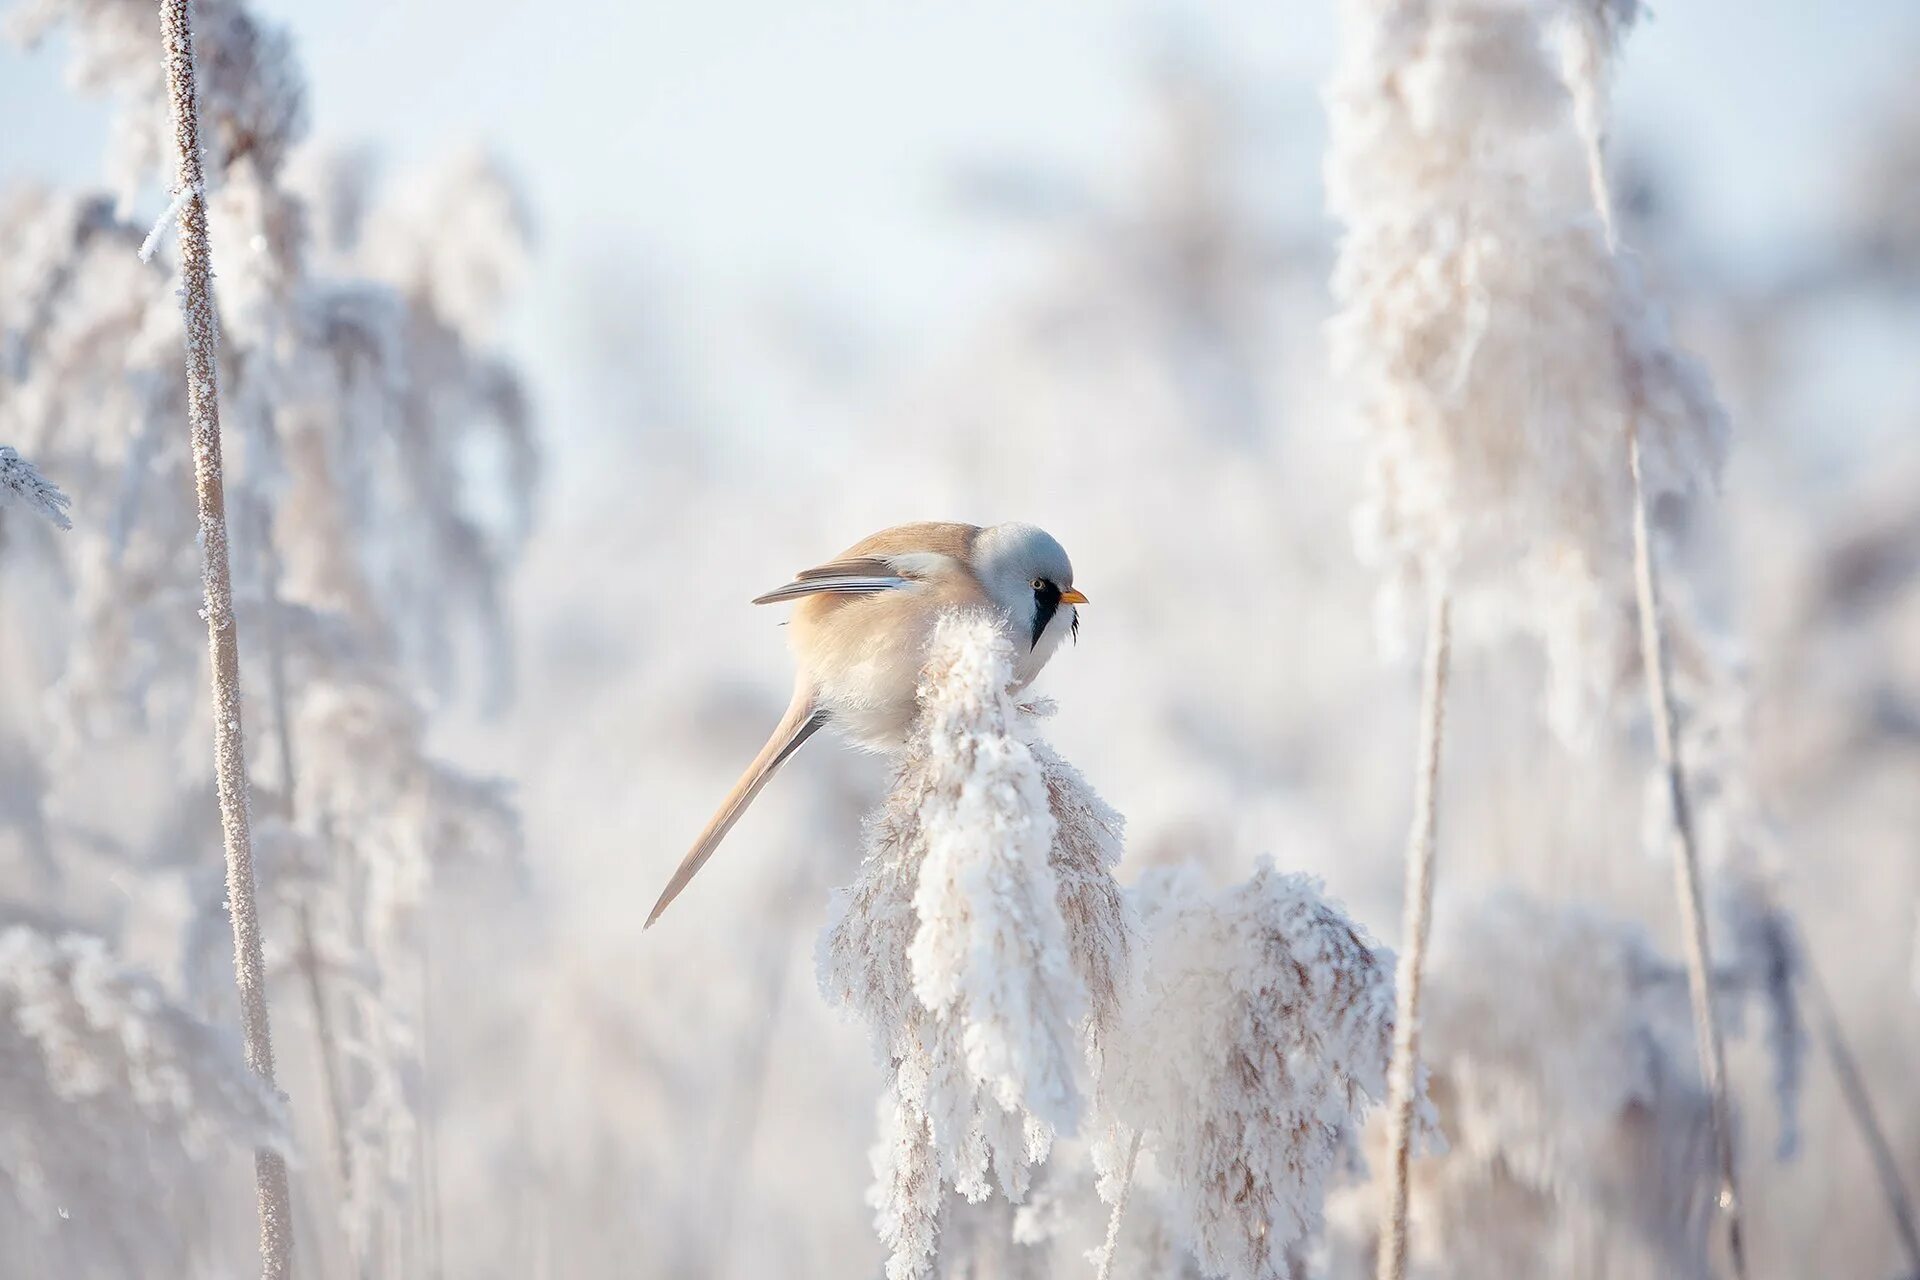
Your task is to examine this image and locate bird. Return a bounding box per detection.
[645,521,1086,928]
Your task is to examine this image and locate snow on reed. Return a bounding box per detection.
[137,181,198,263]
[1095,862,1408,1280]
[820,613,1416,1277]
[1,3,536,744]
[1027,737,1132,1068]
[286,676,519,1254]
[820,611,1130,1279]
[0,445,72,529]
[0,922,285,1273]
[296,679,521,949]
[1325,0,1727,741]
[905,618,1084,1135]
[0,922,284,1153]
[5,3,534,1271]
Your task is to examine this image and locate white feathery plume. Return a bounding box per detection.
[906,616,1084,1134]
[2,17,536,744]
[0,923,287,1273]
[1094,862,1409,1280]
[295,678,520,952]
[1325,0,1727,743]
[1326,892,1720,1280]
[820,611,1128,1279]
[1326,6,1755,1273]
[2,1,533,1275]
[6,0,307,206]
[0,923,286,1148]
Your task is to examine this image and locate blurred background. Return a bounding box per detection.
[2,0,1918,1276]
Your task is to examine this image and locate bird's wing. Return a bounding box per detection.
[748,556,929,606]
[645,679,827,928]
[751,524,982,605]
[836,521,981,562]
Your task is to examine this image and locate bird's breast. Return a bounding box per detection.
[790,584,962,750]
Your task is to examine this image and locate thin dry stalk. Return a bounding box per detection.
[701,865,814,1279]
[419,917,446,1280]
[1803,956,1920,1270]
[259,507,357,1214]
[1095,1130,1144,1280]
[1376,583,1452,1280]
[296,904,352,1191]
[1628,428,1747,1280]
[159,1,295,1273]
[1583,67,1748,1278]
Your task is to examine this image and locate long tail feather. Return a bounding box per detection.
[645,682,826,928]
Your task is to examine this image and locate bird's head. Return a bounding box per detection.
[973,523,1086,662]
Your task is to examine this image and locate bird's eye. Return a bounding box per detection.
[1031,578,1045,591]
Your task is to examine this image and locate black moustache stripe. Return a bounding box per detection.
[1031,582,1061,650]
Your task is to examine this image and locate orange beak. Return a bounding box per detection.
[1060,588,1088,605]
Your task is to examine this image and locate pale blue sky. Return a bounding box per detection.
[5,0,1917,426]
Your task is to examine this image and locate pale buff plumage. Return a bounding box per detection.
[646,521,1086,927]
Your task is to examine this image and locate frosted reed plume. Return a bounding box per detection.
[1328,893,1719,1279]
[905,627,1084,1136]
[1024,737,1132,1068]
[7,0,305,206]
[4,7,532,752]
[0,445,72,529]
[1094,862,1407,1280]
[1325,0,1726,743]
[1,1,1913,1276]
[5,0,534,1267]
[819,611,1129,1279]
[6,4,526,1276]
[287,677,519,1266]
[0,922,286,1278]
[818,620,1395,1278]
[1325,1,1749,1273]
